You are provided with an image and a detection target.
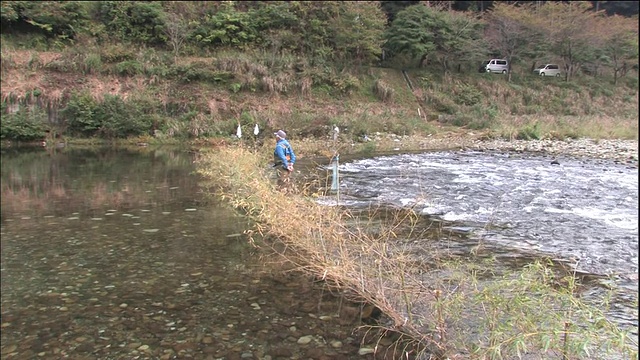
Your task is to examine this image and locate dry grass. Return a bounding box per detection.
[494,114,639,140]
[373,79,394,103]
[197,146,450,357]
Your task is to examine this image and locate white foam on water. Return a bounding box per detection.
[543,207,574,214]
[442,211,473,222]
[572,207,638,230]
[328,150,638,276]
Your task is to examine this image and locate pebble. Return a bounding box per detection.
[358,347,375,355]
[297,335,313,345]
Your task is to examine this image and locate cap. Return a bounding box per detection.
[274,130,287,139]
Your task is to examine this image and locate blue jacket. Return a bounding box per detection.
[274,139,296,169]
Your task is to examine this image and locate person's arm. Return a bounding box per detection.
[289,145,296,165]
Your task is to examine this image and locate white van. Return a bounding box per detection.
[480,59,509,74]
[533,64,561,77]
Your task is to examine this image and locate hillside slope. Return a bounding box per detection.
[1,48,638,142]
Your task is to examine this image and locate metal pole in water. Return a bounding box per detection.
[331,126,340,204]
[330,154,340,203]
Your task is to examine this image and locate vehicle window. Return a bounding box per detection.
[490,60,495,64]
[497,61,506,65]
[550,65,558,69]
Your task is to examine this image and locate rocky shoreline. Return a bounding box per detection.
[368,133,639,168]
[463,137,639,168]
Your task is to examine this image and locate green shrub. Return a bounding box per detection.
[44,59,77,73]
[0,106,49,141]
[589,86,615,99]
[450,114,473,127]
[146,64,177,78]
[428,93,458,114]
[100,44,136,63]
[115,60,143,76]
[454,83,483,106]
[95,1,167,45]
[63,93,152,138]
[62,92,100,136]
[522,91,535,106]
[331,73,359,95]
[468,104,498,129]
[516,122,541,140]
[1,1,88,40]
[82,53,103,74]
[94,94,151,138]
[175,63,233,83]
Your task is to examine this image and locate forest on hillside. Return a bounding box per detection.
[1,1,638,141]
[2,1,637,77]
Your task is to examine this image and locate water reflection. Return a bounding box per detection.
[1,147,370,359]
[1,146,198,219]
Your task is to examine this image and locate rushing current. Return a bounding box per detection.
[322,150,638,281]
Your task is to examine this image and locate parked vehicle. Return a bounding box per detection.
[534,64,562,77]
[480,59,509,74]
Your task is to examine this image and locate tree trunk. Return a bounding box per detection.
[418,54,429,68]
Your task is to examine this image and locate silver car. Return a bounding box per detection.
[480,59,509,74]
[534,64,562,77]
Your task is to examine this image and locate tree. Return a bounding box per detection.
[380,1,420,24]
[190,2,258,49]
[164,12,191,61]
[528,1,602,81]
[95,1,167,45]
[384,5,484,72]
[483,2,536,82]
[431,9,486,74]
[597,14,639,84]
[329,2,387,65]
[0,1,88,40]
[384,5,439,68]
[161,1,201,60]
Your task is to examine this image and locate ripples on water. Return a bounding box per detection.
[318,150,639,336]
[325,150,638,277]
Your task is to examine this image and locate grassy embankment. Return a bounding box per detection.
[1,39,638,150]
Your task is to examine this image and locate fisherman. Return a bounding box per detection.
[273,130,296,191]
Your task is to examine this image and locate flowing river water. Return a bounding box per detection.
[320,149,638,336]
[1,145,638,359]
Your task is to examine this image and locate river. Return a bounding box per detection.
[1,145,637,359]
[0,146,372,359]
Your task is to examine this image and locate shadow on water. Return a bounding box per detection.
[0,146,382,359]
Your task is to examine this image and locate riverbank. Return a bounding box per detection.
[296,131,639,168]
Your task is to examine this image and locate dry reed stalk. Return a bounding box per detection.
[197,147,456,357]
